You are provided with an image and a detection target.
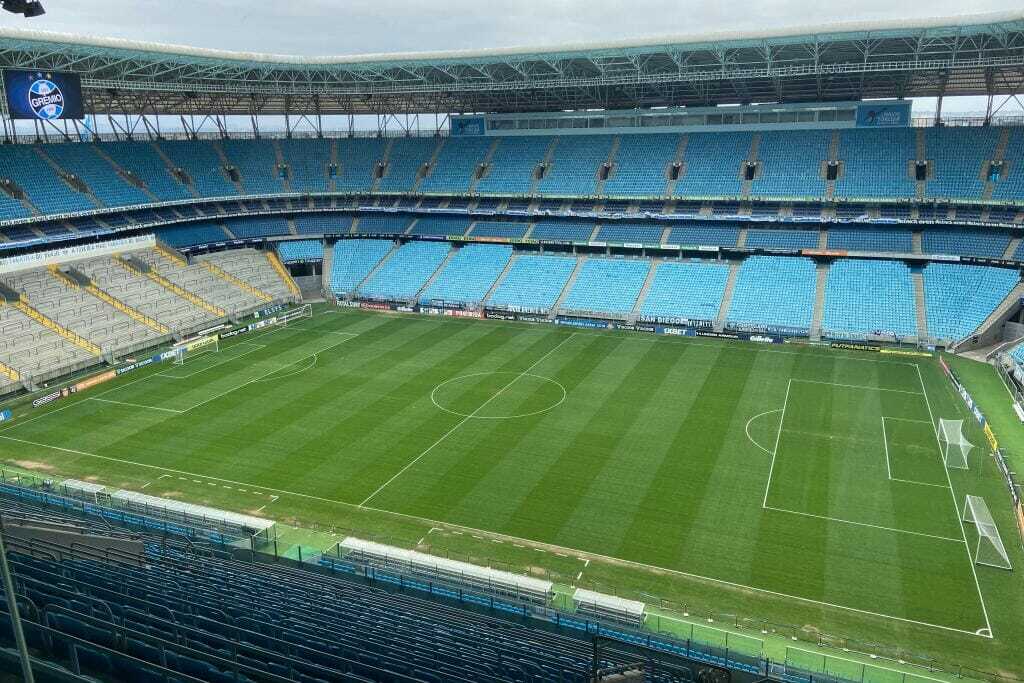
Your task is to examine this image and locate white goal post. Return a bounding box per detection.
[938,419,973,470]
[962,495,1013,570]
[172,335,219,365]
[271,303,313,328]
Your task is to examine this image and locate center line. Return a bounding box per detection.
[358,333,577,507]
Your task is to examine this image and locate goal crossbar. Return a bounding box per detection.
[963,495,1012,570]
[938,418,973,470]
[172,335,219,365]
[272,303,313,328]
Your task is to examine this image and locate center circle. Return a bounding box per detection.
[431,371,567,420]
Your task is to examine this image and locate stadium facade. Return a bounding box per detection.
[0,11,1022,683]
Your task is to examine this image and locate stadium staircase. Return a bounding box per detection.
[413,245,457,301]
[912,270,929,340]
[817,229,828,249]
[481,252,518,306]
[47,264,170,335]
[911,230,923,254]
[914,129,928,201]
[740,133,762,198]
[151,142,199,197]
[199,259,272,305]
[352,242,399,294]
[825,130,841,200]
[34,146,103,209]
[1003,237,1021,260]
[593,135,621,196]
[370,138,397,193]
[628,260,660,323]
[115,256,228,317]
[952,279,1024,352]
[983,127,1012,201]
[286,217,299,235]
[467,139,501,193]
[549,256,586,318]
[12,296,101,356]
[266,250,302,297]
[321,241,335,294]
[736,227,748,248]
[270,139,292,193]
[809,262,829,341]
[528,137,560,195]
[664,135,689,195]
[92,144,161,204]
[714,262,741,332]
[212,141,245,195]
[412,137,447,192]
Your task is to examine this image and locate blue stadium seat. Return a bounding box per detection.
[330,239,394,294]
[294,214,354,235]
[675,132,752,197]
[471,222,529,238]
[278,239,324,263]
[666,223,740,247]
[42,143,151,207]
[826,228,913,253]
[750,130,830,199]
[923,263,1019,341]
[561,258,651,315]
[475,136,552,194]
[923,127,999,200]
[835,128,916,199]
[378,138,438,192]
[420,244,512,306]
[358,240,451,300]
[354,215,413,235]
[602,134,677,197]
[225,217,289,239]
[488,255,578,312]
[530,221,595,241]
[537,135,613,196]
[595,223,664,244]
[0,144,95,214]
[220,139,286,195]
[921,228,1010,258]
[419,138,494,193]
[278,138,332,192]
[822,259,917,338]
[102,141,193,201]
[744,229,819,250]
[336,138,388,192]
[409,216,469,237]
[158,140,239,197]
[156,222,230,248]
[639,261,729,323]
[727,256,816,332]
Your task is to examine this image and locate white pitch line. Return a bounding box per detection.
[358,332,578,507]
[882,416,893,480]
[762,379,791,508]
[744,409,781,456]
[0,431,989,639]
[89,397,184,414]
[784,646,952,683]
[915,363,994,637]
[763,506,964,543]
[890,478,950,489]
[791,379,923,395]
[156,341,267,379]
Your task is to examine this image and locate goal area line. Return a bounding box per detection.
[0,430,994,640]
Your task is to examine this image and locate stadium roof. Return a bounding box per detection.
[0,11,1022,116]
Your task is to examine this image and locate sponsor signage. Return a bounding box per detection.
[831,341,882,352]
[360,302,392,311]
[74,370,116,392]
[555,317,613,330]
[3,70,85,120]
[32,390,61,408]
[219,327,249,340]
[0,409,11,423]
[855,102,910,128]
[116,357,156,375]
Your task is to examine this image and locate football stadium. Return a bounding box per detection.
[0,4,1021,682]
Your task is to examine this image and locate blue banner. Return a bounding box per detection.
[0,409,11,423]
[855,103,910,128]
[450,116,486,136]
[3,70,84,120]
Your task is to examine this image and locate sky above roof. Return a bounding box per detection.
[3,0,1022,115]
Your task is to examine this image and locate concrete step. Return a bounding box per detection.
[321,241,335,296]
[714,261,741,332]
[809,262,829,341]
[912,271,929,340]
[482,252,518,307]
[352,241,400,297]
[628,259,660,323]
[550,256,587,318]
[414,245,458,303]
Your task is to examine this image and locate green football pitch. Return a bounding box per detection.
[1,305,1021,676]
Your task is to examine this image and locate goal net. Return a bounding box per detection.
[271,303,313,328]
[172,335,219,365]
[938,419,973,470]
[963,495,1013,570]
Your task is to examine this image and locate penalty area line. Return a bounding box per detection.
[0,431,989,640]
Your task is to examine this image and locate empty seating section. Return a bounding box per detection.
[135,248,267,316]
[0,302,96,380]
[727,256,816,331]
[561,258,651,315]
[823,260,917,337]
[827,228,913,253]
[488,255,578,311]
[420,244,512,305]
[336,138,388,191]
[596,223,664,244]
[750,130,831,198]
[220,139,285,194]
[0,144,94,214]
[530,220,595,241]
[294,213,353,234]
[475,136,552,194]
[675,132,751,196]
[378,138,437,192]
[278,240,324,263]
[102,142,192,201]
[41,143,151,207]
[744,229,819,250]
[921,228,1010,258]
[923,263,1020,341]
[666,223,740,247]
[358,240,450,300]
[924,127,998,199]
[225,217,289,240]
[158,140,238,197]
[835,128,916,199]
[471,221,529,238]
[0,191,30,222]
[329,239,394,294]
[410,216,469,237]
[602,134,676,196]
[993,129,1024,201]
[420,137,493,193]
[538,135,612,195]
[201,248,294,301]
[640,261,729,322]
[354,215,412,234]
[277,138,332,192]
[156,222,230,248]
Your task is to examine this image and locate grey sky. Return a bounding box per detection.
[3,1,1022,117]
